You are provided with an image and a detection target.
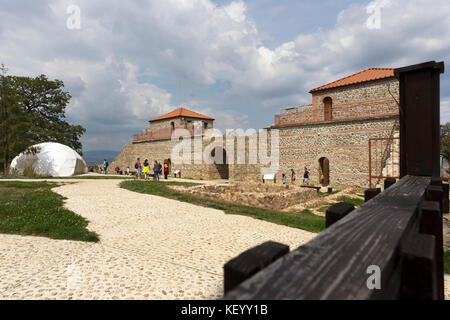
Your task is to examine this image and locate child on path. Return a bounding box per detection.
[303,167,310,185]
[164,163,169,180]
[136,158,142,179]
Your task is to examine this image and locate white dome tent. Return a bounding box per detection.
[10,142,88,177]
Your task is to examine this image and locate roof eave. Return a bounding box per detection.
[309,75,396,94]
[149,115,215,122]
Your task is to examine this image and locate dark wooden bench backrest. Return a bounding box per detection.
[224,175,443,300]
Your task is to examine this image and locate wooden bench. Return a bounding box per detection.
[300,185,321,191]
[224,175,445,300]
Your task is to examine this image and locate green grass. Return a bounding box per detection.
[445,250,450,275]
[317,202,333,213]
[336,196,365,207]
[0,174,52,179]
[318,190,339,197]
[0,181,99,242]
[0,174,133,180]
[120,180,325,233]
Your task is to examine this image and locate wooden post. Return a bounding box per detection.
[429,178,448,213]
[426,185,443,212]
[325,202,354,228]
[420,201,444,299]
[364,188,381,202]
[384,178,396,190]
[430,177,443,186]
[401,233,437,299]
[443,183,449,213]
[223,241,289,295]
[395,61,444,178]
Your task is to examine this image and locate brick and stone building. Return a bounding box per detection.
[272,68,400,187]
[112,107,229,180]
[111,68,400,187]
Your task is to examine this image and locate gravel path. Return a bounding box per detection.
[1,178,449,300]
[0,179,316,300]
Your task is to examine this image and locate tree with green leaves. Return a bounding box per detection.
[441,122,450,160]
[0,65,86,174]
[0,65,33,174]
[12,74,85,154]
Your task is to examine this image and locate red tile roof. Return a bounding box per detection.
[309,68,395,93]
[149,107,214,122]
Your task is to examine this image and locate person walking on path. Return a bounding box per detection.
[158,161,162,179]
[142,159,150,180]
[291,169,296,184]
[164,163,169,180]
[282,173,288,185]
[135,158,142,179]
[103,159,109,175]
[153,160,160,181]
[303,167,310,185]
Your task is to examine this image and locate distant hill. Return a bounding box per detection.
[82,150,120,166]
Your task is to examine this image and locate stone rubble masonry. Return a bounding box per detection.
[171,183,318,210]
[274,77,400,187]
[112,77,400,188]
[135,117,214,140]
[278,116,399,188]
[149,118,214,132]
[110,132,273,181]
[278,78,399,125]
[312,78,399,109]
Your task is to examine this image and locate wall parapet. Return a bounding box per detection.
[133,127,205,142]
[274,99,398,127]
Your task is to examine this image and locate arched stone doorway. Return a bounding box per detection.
[211,147,229,179]
[318,157,330,186]
[323,97,333,121]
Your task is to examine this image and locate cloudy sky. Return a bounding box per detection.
[1,0,450,152]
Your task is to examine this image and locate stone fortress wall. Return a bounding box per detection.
[277,117,399,187]
[111,131,272,181]
[111,74,400,188]
[273,77,400,187]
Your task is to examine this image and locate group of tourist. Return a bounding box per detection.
[135,158,169,180]
[282,167,309,185]
[102,158,310,186]
[99,160,129,175]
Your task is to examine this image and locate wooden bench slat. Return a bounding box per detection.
[224,175,431,300]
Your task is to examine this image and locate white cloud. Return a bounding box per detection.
[1,0,450,150]
[441,98,450,124]
[224,1,247,23]
[119,62,174,121]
